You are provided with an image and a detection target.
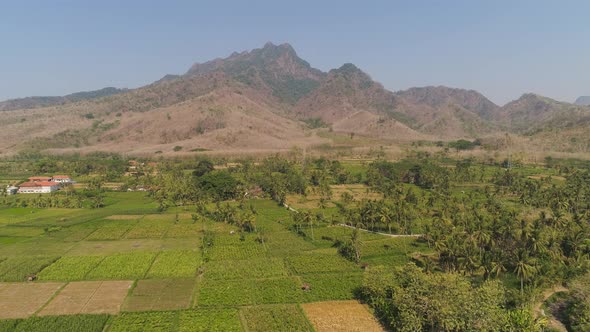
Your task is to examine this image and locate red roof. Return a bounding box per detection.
[28,176,52,181]
[53,175,71,179]
[20,181,60,188]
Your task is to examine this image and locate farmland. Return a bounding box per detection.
[0,154,588,331]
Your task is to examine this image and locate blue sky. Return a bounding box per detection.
[1,0,589,104]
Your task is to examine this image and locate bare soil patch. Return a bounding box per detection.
[39,280,132,316]
[301,300,385,332]
[0,282,64,319]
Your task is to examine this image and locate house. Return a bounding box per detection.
[52,175,73,184]
[18,181,60,194]
[5,186,18,195]
[28,176,52,182]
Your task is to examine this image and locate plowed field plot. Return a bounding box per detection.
[301,300,385,332]
[0,282,63,319]
[39,280,132,316]
[123,278,195,311]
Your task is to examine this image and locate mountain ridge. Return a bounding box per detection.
[0,42,588,155]
[0,87,128,112]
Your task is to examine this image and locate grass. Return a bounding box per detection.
[146,250,201,279]
[198,277,304,306]
[207,243,267,261]
[86,252,156,280]
[0,256,59,281]
[12,314,110,332]
[286,253,359,275]
[125,220,171,239]
[37,255,104,281]
[241,305,314,332]
[300,272,363,302]
[108,311,177,332]
[265,232,317,256]
[178,308,242,332]
[204,258,288,280]
[86,222,135,240]
[0,191,433,329]
[123,279,195,312]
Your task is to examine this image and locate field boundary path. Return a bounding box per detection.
[338,224,423,238]
[533,285,568,332]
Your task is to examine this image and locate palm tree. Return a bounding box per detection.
[302,211,315,241]
[514,252,537,294]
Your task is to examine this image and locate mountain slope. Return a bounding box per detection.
[293,63,428,141]
[0,42,588,155]
[0,87,128,112]
[395,86,500,120]
[393,86,498,138]
[497,93,590,133]
[575,96,590,106]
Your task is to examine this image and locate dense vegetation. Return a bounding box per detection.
[1,152,589,330]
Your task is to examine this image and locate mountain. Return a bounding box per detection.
[393,86,498,138]
[0,87,128,112]
[395,86,500,120]
[575,96,590,106]
[0,42,588,155]
[185,42,325,104]
[496,93,590,133]
[293,63,426,141]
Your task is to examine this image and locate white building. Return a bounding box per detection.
[52,175,73,184]
[18,181,60,194]
[5,186,18,195]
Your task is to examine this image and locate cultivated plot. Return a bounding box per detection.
[241,304,314,332]
[146,250,201,279]
[10,314,110,332]
[37,256,105,281]
[0,256,59,282]
[286,253,359,275]
[0,282,63,319]
[301,300,385,332]
[86,252,156,280]
[123,278,195,312]
[108,311,177,332]
[39,280,132,316]
[299,273,362,302]
[204,257,288,280]
[198,277,302,306]
[178,308,242,332]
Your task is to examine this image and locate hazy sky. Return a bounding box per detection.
[1,0,589,104]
